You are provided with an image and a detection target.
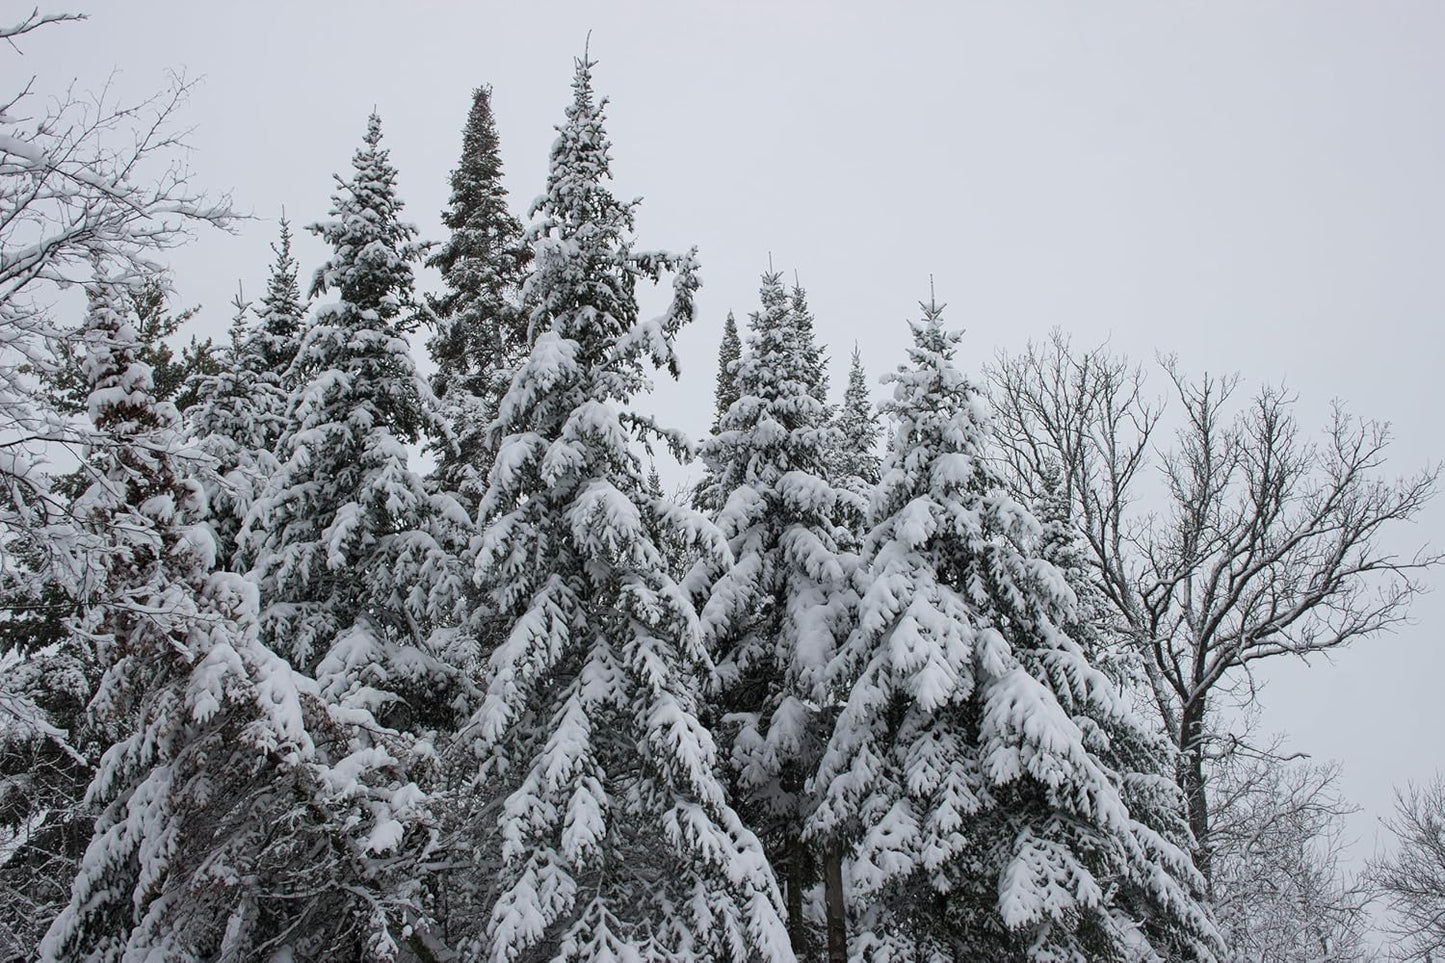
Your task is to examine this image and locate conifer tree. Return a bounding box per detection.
[35,279,313,961]
[693,311,742,513]
[463,56,792,962]
[712,311,741,432]
[426,85,530,513]
[187,292,262,568]
[696,267,857,954]
[38,277,212,419]
[239,114,472,951]
[244,112,468,691]
[250,215,308,427]
[788,277,830,407]
[835,344,880,492]
[807,297,1220,961]
[1030,466,1216,957]
[189,219,307,571]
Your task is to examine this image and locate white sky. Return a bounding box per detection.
[22,0,1445,885]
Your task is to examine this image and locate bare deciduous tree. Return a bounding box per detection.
[986,331,1439,888]
[0,9,234,951]
[0,7,233,541]
[1370,774,1445,962]
[1209,731,1371,961]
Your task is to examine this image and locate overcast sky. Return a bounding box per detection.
[24,0,1445,882]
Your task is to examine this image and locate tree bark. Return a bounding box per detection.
[787,837,807,957]
[1178,697,1212,892]
[823,840,847,962]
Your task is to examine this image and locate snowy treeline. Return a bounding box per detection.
[0,12,1436,963]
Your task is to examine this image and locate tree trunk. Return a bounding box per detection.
[1178,697,1212,891]
[823,840,847,963]
[788,836,807,957]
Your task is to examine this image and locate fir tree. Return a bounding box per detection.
[244,112,467,685]
[1030,465,1216,957]
[463,55,792,962]
[187,292,262,568]
[835,344,880,491]
[37,277,212,418]
[426,85,531,513]
[239,114,472,952]
[807,297,1220,961]
[693,311,742,513]
[695,267,858,954]
[35,278,315,960]
[250,215,308,422]
[712,310,741,432]
[788,277,830,408]
[189,221,307,571]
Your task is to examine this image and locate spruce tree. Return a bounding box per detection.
[1030,466,1216,957]
[35,279,315,960]
[831,344,881,549]
[696,267,857,954]
[835,344,880,491]
[244,112,468,688]
[239,114,472,951]
[463,55,791,962]
[693,311,742,513]
[189,219,307,571]
[788,277,830,407]
[250,215,308,431]
[712,310,741,432]
[807,297,1220,961]
[187,292,261,568]
[426,85,530,513]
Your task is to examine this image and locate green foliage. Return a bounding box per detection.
[41,277,214,416]
[425,85,530,511]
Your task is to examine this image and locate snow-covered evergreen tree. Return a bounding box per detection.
[695,267,858,954]
[188,220,307,571]
[807,297,1220,962]
[238,114,472,953]
[243,112,469,694]
[248,215,308,432]
[1029,464,1220,959]
[463,55,792,962]
[426,85,531,514]
[835,344,880,492]
[788,278,830,408]
[692,311,742,513]
[34,278,313,960]
[712,311,741,433]
[186,292,262,568]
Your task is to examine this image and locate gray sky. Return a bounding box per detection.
[26,0,1445,880]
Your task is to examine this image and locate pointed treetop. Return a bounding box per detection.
[308,111,427,329]
[835,340,881,491]
[424,79,530,510]
[259,216,303,335]
[711,310,742,432]
[922,275,947,321]
[786,272,829,404]
[533,49,617,232]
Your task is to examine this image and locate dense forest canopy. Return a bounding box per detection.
[0,7,1441,961]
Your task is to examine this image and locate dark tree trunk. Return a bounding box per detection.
[823,840,847,962]
[787,836,807,956]
[1178,697,1212,892]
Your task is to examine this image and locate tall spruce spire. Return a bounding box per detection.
[426,85,530,512]
[463,55,791,962]
[712,310,741,432]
